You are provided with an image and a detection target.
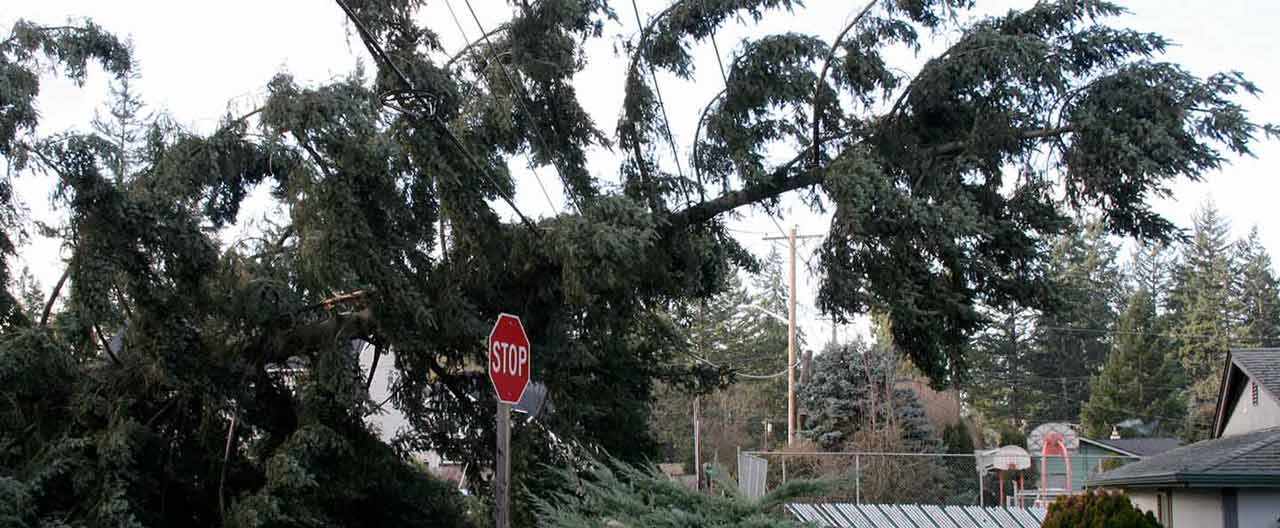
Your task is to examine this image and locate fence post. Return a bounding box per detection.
[782,457,787,484]
[854,454,861,505]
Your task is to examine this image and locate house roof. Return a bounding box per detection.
[1084,437,1183,457]
[1213,348,1280,436]
[1086,426,1280,488]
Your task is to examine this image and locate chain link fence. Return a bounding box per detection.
[736,450,1140,508]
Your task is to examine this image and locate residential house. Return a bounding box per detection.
[1087,348,1280,528]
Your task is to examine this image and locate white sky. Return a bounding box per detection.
[8,0,1280,355]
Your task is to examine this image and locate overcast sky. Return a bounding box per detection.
[8,0,1280,359]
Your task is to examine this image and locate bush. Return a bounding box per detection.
[1042,490,1160,528]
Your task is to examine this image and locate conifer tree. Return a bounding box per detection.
[1080,288,1185,438]
[1169,200,1238,440]
[1029,219,1124,422]
[4,1,1276,524]
[1233,226,1280,347]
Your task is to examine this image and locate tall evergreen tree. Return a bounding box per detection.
[1080,288,1185,438]
[1233,226,1280,347]
[1029,219,1124,422]
[964,308,1038,430]
[4,1,1274,524]
[1169,200,1237,440]
[90,54,149,182]
[1130,241,1174,314]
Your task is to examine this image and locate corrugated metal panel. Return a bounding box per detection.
[859,505,896,528]
[1029,508,1047,522]
[943,505,981,528]
[737,453,767,499]
[833,503,876,528]
[921,505,960,528]
[789,503,1044,528]
[881,505,922,528]
[796,504,833,526]
[962,505,1003,528]
[983,506,1020,528]
[1009,508,1041,528]
[900,504,940,528]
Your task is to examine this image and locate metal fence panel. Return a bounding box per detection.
[737,453,768,499]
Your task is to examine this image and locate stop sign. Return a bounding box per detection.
[488,313,531,404]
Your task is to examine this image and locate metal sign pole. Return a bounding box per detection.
[496,401,511,528]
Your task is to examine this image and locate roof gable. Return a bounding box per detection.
[1213,348,1280,437]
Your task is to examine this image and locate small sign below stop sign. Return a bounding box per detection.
[488,313,531,404]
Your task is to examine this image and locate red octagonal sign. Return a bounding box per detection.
[488,313,531,404]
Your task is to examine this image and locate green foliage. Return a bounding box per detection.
[1081,288,1186,439]
[1042,490,1160,528]
[532,458,823,527]
[799,338,938,452]
[964,219,1125,429]
[650,258,791,470]
[1169,201,1238,440]
[3,1,1275,525]
[1233,227,1280,347]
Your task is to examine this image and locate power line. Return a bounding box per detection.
[628,0,688,193]
[443,0,563,216]
[458,0,584,216]
[332,0,540,233]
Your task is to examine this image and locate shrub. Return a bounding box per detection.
[1042,490,1160,528]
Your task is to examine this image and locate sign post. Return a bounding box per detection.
[488,313,530,528]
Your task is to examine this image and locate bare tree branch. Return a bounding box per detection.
[813,0,879,165]
[40,267,70,327]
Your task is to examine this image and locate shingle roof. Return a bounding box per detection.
[1231,348,1280,400]
[1087,426,1280,488]
[1086,437,1182,457]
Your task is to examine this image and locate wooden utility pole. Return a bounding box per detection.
[764,225,822,445]
[495,402,511,528]
[693,395,702,491]
[787,225,797,445]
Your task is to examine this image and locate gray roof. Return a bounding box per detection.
[1087,426,1280,488]
[1232,348,1280,399]
[787,503,1046,528]
[1085,437,1182,457]
[1213,348,1280,437]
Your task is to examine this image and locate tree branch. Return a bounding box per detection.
[93,323,122,366]
[668,126,1073,228]
[813,0,878,166]
[365,343,383,393]
[40,267,70,327]
[921,126,1073,157]
[444,24,510,70]
[667,152,816,229]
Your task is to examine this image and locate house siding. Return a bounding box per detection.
[1222,381,1280,437]
[1039,443,1137,493]
[1172,489,1225,528]
[1237,489,1280,528]
[1128,489,1230,528]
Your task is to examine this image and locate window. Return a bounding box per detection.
[1252,381,1260,406]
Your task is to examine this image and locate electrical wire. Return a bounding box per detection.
[332,0,540,233]
[442,0,562,216]
[628,0,688,187]
[459,0,585,216]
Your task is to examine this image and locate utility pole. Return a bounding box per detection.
[693,395,702,491]
[764,225,822,445]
